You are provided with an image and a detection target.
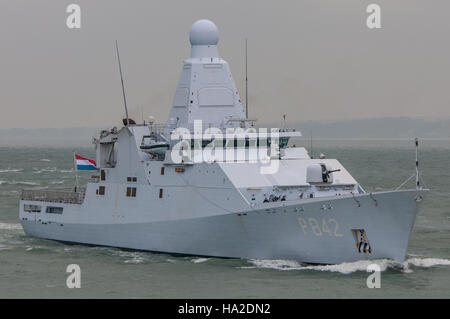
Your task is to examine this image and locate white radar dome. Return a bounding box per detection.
[189,19,219,46]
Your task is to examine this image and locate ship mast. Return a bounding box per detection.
[115,40,129,126]
[415,137,420,190]
[245,38,248,119]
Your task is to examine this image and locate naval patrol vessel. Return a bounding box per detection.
[19,20,427,264]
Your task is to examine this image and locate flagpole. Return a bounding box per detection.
[73,152,79,192]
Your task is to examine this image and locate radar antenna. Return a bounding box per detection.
[115,40,129,126]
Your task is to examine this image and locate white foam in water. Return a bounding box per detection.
[0,223,22,231]
[0,190,19,196]
[0,168,24,173]
[116,251,147,264]
[19,181,39,186]
[191,258,210,264]
[40,159,51,162]
[33,167,57,174]
[406,258,450,268]
[243,259,391,274]
[243,257,450,274]
[0,180,39,186]
[124,257,145,264]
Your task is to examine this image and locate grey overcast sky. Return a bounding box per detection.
[0,0,449,129]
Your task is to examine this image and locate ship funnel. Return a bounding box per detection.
[189,19,219,58]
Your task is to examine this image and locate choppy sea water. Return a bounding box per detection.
[0,139,449,298]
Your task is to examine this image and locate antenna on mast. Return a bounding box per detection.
[115,40,129,126]
[310,128,314,159]
[245,38,248,119]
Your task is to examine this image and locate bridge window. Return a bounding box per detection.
[96,186,105,195]
[101,170,106,181]
[126,187,137,197]
[24,204,41,213]
[159,188,163,198]
[160,167,165,175]
[127,177,137,182]
[188,137,285,149]
[46,206,63,214]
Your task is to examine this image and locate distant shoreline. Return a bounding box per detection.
[1,118,449,144]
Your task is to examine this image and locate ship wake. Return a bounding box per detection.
[242,257,450,274]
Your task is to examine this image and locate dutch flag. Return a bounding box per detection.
[75,154,97,171]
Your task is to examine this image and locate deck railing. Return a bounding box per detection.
[21,188,85,204]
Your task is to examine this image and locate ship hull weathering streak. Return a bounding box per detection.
[19,19,427,264]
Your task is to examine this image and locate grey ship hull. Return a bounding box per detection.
[19,20,428,265]
[21,189,426,264]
